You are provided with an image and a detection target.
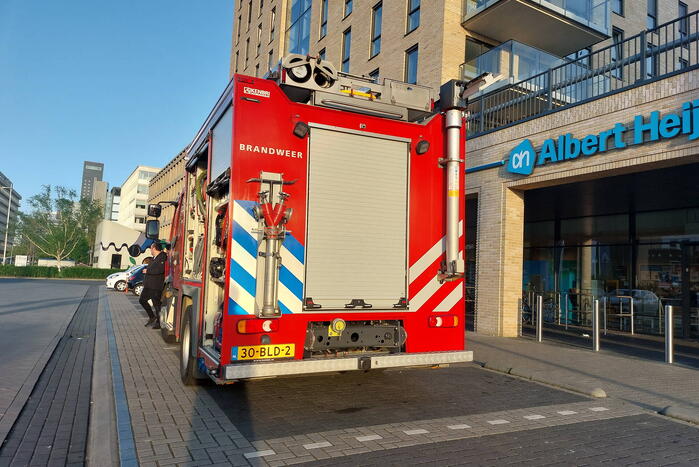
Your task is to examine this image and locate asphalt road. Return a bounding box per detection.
[0,279,92,430]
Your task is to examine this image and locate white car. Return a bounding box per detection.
[105,265,140,292]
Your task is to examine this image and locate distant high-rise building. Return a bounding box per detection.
[0,171,21,262]
[81,161,104,201]
[118,166,160,232]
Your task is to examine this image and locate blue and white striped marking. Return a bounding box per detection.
[228,200,304,315]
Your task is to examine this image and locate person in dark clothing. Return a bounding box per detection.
[140,242,167,329]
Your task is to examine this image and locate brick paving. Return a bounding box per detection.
[0,286,98,467]
[470,332,699,411]
[307,414,699,466]
[104,291,696,466]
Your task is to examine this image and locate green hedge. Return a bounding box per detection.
[0,265,122,279]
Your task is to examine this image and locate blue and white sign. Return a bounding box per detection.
[506,100,699,176]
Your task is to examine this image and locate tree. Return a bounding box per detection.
[18,185,103,271]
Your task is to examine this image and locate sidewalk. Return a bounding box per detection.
[468,332,699,420]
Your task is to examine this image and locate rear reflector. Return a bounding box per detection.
[428,315,459,328]
[237,318,279,334]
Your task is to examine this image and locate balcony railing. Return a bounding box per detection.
[463,0,610,35]
[465,9,699,137]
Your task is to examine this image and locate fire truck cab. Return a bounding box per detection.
[145,55,492,384]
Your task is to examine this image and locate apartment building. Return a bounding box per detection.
[231,1,699,339]
[148,151,187,240]
[0,171,21,262]
[117,166,160,232]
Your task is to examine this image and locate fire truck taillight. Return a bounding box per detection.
[428,315,459,328]
[237,318,279,334]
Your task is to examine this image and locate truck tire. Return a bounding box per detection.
[179,306,205,385]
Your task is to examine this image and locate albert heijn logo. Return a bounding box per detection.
[506,139,536,175]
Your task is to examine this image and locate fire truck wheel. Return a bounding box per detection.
[180,306,204,385]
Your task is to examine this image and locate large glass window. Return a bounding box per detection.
[647,0,657,29]
[371,2,382,57]
[342,28,351,73]
[679,2,688,40]
[611,27,624,79]
[405,45,418,84]
[270,7,276,42]
[320,0,328,38]
[344,0,352,18]
[286,0,311,55]
[407,0,420,33]
[612,0,623,15]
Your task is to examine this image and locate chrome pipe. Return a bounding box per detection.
[441,109,465,280]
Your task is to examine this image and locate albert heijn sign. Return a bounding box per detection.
[506,100,699,176]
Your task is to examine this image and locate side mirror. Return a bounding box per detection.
[145,220,160,240]
[148,204,162,218]
[128,244,142,257]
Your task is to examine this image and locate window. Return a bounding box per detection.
[257,24,262,56]
[344,0,353,18]
[320,0,328,38]
[611,27,624,79]
[678,57,689,70]
[235,51,240,72]
[318,48,326,61]
[371,2,382,57]
[270,7,276,42]
[259,0,263,16]
[247,0,253,28]
[407,0,420,33]
[612,0,623,15]
[342,28,351,72]
[237,15,242,42]
[245,37,250,68]
[136,202,146,210]
[137,185,148,195]
[368,68,380,82]
[255,63,260,77]
[135,217,145,224]
[646,43,658,78]
[647,0,657,29]
[286,0,312,54]
[268,49,275,71]
[679,2,688,41]
[405,45,418,84]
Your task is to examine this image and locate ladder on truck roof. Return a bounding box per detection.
[271,54,435,122]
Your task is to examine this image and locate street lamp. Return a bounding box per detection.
[1,183,13,265]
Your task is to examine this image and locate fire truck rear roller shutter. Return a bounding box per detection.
[305,127,408,310]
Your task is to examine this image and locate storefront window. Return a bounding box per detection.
[560,214,628,245]
[637,208,699,243]
[523,221,554,247]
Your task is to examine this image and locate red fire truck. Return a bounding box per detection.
[142,55,492,384]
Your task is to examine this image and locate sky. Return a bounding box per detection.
[0,0,234,208]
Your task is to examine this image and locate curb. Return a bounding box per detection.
[481,361,607,399]
[86,288,120,466]
[659,405,699,425]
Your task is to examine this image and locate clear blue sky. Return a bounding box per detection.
[0,0,233,208]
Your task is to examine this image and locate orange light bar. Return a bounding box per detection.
[237,318,279,334]
[428,315,459,328]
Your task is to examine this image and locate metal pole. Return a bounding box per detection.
[557,293,561,326]
[441,109,465,281]
[592,299,600,352]
[536,295,543,342]
[603,296,607,336]
[630,297,635,335]
[2,183,12,265]
[665,305,674,364]
[565,293,569,330]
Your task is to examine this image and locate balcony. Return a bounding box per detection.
[461,40,567,88]
[464,9,699,137]
[462,0,610,56]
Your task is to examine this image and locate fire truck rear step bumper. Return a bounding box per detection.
[222,350,473,380]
